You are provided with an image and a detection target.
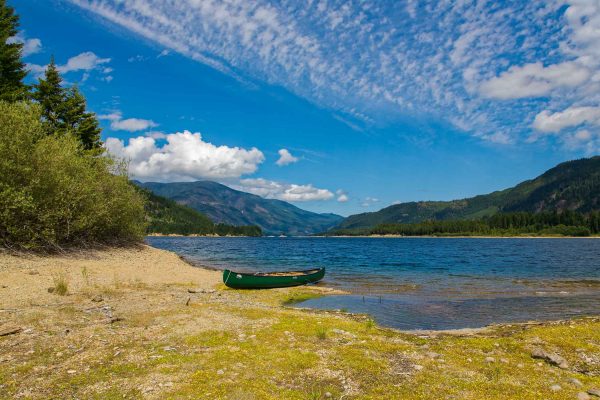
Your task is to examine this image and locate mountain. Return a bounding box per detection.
[139,187,262,236]
[337,156,600,230]
[137,181,344,235]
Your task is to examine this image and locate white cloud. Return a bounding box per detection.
[479,62,591,100]
[336,189,348,202]
[99,111,158,132]
[105,131,264,181]
[275,148,299,166]
[8,32,42,57]
[58,51,111,73]
[361,197,379,207]
[235,178,334,202]
[532,106,600,134]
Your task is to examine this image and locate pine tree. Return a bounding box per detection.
[62,86,102,151]
[32,57,64,132]
[0,0,28,101]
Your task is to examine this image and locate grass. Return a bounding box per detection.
[51,272,69,296]
[3,277,600,399]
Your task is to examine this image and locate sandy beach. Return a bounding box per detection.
[1,245,599,399]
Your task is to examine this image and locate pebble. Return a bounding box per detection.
[47,287,55,293]
[216,369,224,375]
[531,348,569,369]
[569,378,583,387]
[324,392,332,398]
[426,352,441,359]
[578,393,591,400]
[414,365,424,371]
[550,384,561,392]
[517,363,524,368]
[485,357,496,363]
[67,370,76,374]
[588,388,600,397]
[500,358,509,364]
[91,295,103,302]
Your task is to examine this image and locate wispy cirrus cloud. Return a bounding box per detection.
[69,0,600,152]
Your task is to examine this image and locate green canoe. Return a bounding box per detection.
[222,267,325,289]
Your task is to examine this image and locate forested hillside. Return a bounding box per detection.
[337,157,600,230]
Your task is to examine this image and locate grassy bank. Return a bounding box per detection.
[1,246,599,399]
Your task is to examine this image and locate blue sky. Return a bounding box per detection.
[11,0,600,216]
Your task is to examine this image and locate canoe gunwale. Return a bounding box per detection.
[222,267,325,289]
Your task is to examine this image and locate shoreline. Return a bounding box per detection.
[1,245,599,398]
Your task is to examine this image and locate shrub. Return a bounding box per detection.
[0,101,146,250]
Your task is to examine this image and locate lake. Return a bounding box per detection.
[146,236,600,330]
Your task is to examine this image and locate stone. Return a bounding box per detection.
[187,288,199,293]
[426,352,441,359]
[578,393,591,400]
[588,388,600,397]
[325,392,332,398]
[0,326,22,337]
[413,365,424,371]
[568,378,583,387]
[67,370,76,374]
[531,348,569,369]
[91,295,103,302]
[47,287,55,293]
[500,358,509,364]
[485,357,496,363]
[550,384,561,392]
[216,369,224,375]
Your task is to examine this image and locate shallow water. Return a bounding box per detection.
[146,236,600,330]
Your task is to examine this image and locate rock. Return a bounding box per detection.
[91,295,103,302]
[414,365,424,371]
[550,384,561,392]
[500,358,509,364]
[578,393,592,400]
[47,287,55,293]
[325,392,332,398]
[531,348,569,369]
[216,369,224,375]
[517,363,524,368]
[67,370,76,374]
[485,357,496,363]
[568,378,583,387]
[588,388,600,397]
[187,288,199,293]
[426,352,441,359]
[0,326,22,336]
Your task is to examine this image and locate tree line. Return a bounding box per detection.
[329,211,600,237]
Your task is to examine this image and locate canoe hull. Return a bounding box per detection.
[223,268,325,289]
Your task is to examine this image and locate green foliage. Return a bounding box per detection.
[32,58,102,151]
[0,101,146,250]
[0,0,28,101]
[330,211,600,237]
[141,187,262,236]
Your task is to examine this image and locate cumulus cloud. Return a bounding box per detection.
[361,197,379,208]
[8,32,42,57]
[104,131,264,182]
[27,51,113,81]
[336,190,349,203]
[234,178,334,202]
[99,111,158,132]
[532,106,600,134]
[275,149,299,166]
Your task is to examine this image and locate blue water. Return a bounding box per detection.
[146,237,600,330]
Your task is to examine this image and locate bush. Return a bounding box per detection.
[0,101,146,250]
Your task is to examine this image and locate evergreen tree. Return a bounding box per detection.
[32,59,102,151]
[62,86,102,151]
[0,0,28,101]
[32,57,64,131]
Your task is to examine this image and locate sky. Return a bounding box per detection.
[10,0,600,216]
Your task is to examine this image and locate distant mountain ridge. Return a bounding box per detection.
[336,156,600,230]
[137,181,343,235]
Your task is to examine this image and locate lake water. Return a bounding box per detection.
[146,236,600,330]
